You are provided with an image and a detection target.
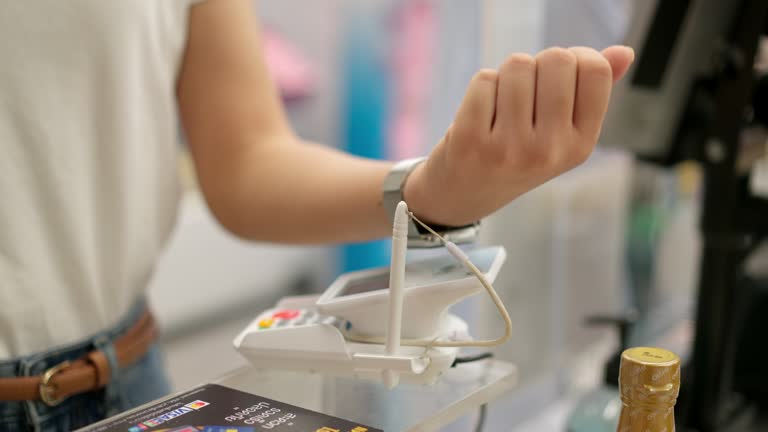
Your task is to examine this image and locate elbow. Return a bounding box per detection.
[205,196,297,244]
[201,183,287,243]
[198,182,260,240]
[209,203,253,239]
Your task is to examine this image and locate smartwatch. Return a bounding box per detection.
[382,157,480,248]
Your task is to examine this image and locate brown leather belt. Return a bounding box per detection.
[0,309,158,406]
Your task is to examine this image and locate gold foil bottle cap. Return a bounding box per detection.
[619,347,681,410]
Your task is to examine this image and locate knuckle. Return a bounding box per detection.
[527,133,572,169]
[580,56,612,81]
[537,47,577,67]
[472,68,499,84]
[513,128,536,150]
[475,132,492,150]
[568,46,600,58]
[485,137,510,163]
[520,143,554,170]
[482,151,508,170]
[500,53,536,73]
[541,149,561,170]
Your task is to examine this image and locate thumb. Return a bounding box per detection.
[601,46,635,83]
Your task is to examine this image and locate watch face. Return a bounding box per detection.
[383,158,427,216]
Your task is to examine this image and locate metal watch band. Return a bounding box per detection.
[382,157,425,239]
[382,157,480,248]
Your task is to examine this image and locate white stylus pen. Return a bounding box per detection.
[384,201,409,389]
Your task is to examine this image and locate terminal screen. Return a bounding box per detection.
[338,247,498,297]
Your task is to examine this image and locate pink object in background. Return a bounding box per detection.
[262,28,315,101]
[389,0,436,160]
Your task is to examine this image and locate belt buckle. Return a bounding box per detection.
[39,360,72,407]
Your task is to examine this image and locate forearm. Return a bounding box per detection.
[199,134,394,244]
[179,0,635,247]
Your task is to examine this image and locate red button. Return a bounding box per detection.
[272,310,300,320]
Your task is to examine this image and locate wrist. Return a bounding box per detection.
[402,161,475,228]
[401,161,433,222]
[386,157,480,247]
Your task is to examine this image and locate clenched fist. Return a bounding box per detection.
[404,46,635,226]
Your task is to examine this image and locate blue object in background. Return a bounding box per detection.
[339,2,392,273]
[566,387,622,432]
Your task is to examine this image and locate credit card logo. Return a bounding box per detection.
[185,400,210,410]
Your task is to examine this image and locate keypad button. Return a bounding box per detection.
[272,309,300,320]
[274,319,290,328]
[258,318,274,329]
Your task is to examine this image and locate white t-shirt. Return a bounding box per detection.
[0,1,202,359]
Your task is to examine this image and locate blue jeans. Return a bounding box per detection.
[0,301,171,431]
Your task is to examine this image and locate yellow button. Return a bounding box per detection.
[259,318,274,329]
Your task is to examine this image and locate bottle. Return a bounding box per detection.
[617,347,681,432]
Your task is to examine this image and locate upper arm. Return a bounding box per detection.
[177,0,293,196]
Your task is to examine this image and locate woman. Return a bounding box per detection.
[0,0,633,430]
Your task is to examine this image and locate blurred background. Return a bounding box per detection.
[148,0,706,430]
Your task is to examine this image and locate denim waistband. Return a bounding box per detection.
[0,299,148,376]
[0,299,149,428]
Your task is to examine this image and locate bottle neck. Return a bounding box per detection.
[617,403,675,432]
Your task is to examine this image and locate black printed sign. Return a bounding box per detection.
[79,384,382,432]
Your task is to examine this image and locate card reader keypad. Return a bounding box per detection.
[255,308,348,332]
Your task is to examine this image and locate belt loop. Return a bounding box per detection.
[19,358,44,432]
[93,335,126,415]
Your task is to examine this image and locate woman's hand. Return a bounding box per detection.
[405,46,635,226]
